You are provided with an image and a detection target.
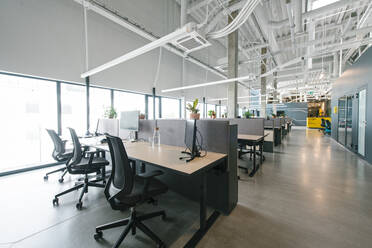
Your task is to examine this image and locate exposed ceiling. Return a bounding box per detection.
[80,0,372,104]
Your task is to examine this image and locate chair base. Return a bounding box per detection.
[44,167,67,183]
[52,174,105,210]
[94,208,166,248]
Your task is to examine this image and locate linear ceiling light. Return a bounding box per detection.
[161,74,255,93]
[81,23,198,78]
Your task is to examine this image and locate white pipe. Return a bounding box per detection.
[73,0,227,80]
[285,0,296,46]
[294,0,302,33]
[180,0,188,27]
[83,2,89,72]
[81,24,194,78]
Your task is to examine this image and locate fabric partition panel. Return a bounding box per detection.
[273,118,281,128]
[138,120,155,141]
[156,119,186,147]
[264,119,274,128]
[230,118,264,136]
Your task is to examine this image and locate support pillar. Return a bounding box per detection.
[260,47,267,118]
[273,71,278,115]
[227,8,238,118]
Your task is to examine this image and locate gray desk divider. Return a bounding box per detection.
[230,118,264,136]
[135,119,237,215]
[273,118,281,128]
[264,119,274,129]
[138,120,155,141]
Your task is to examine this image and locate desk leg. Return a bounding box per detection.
[260,141,263,165]
[184,172,220,248]
[249,145,257,177]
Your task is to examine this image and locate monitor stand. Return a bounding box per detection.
[129,131,138,142]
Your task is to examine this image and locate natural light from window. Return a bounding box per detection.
[311,0,340,10]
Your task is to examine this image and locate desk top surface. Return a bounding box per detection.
[83,138,227,175]
[237,134,265,141]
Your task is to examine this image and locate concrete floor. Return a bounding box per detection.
[1,128,372,247]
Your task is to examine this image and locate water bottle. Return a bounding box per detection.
[152,127,160,147]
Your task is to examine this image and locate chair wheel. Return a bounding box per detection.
[94,231,103,240]
[58,178,64,183]
[53,198,59,206]
[76,202,83,210]
[44,175,48,180]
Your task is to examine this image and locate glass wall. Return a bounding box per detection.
[90,87,111,133]
[161,97,180,119]
[114,91,146,117]
[61,83,86,136]
[221,105,227,117]
[0,72,182,174]
[0,74,57,172]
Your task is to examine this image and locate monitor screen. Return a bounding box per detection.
[185,120,196,151]
[120,111,140,131]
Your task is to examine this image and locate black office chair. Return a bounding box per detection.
[52,127,109,210]
[44,129,73,182]
[94,135,167,248]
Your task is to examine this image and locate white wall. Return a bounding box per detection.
[0,0,227,100]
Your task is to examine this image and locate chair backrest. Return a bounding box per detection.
[68,127,83,166]
[325,120,331,129]
[321,119,326,127]
[46,129,65,160]
[105,135,134,207]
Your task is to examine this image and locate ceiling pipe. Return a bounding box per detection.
[180,0,188,27]
[269,0,355,29]
[73,0,227,80]
[285,0,296,46]
[294,0,303,33]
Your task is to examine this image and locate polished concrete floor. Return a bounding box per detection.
[1,128,372,247]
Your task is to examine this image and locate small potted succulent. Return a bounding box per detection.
[104,107,117,119]
[208,110,216,119]
[243,110,253,119]
[186,99,200,120]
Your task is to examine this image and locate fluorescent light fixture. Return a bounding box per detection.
[81,23,198,78]
[161,73,255,93]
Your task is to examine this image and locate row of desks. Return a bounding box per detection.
[83,137,227,247]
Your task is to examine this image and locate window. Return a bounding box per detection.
[216,105,221,118]
[114,91,145,119]
[311,0,339,10]
[0,74,57,172]
[161,97,180,119]
[90,87,111,133]
[206,104,216,118]
[148,96,160,119]
[61,83,86,136]
[221,105,227,117]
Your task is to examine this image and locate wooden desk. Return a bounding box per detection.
[237,134,266,177]
[83,138,227,247]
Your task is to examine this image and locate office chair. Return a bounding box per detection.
[94,135,167,248]
[52,127,109,210]
[44,129,73,182]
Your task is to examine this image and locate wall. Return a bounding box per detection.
[266,102,308,126]
[331,47,372,164]
[0,0,226,99]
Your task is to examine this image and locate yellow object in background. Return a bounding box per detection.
[307,117,331,129]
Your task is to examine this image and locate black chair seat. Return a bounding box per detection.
[70,157,109,174]
[112,175,167,207]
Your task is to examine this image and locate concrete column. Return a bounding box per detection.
[227,9,238,118]
[273,71,278,115]
[180,0,188,27]
[260,47,267,118]
[333,52,339,78]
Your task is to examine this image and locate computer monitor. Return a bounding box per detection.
[181,119,201,162]
[120,111,140,131]
[120,111,140,141]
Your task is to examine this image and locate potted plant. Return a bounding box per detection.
[243,110,252,119]
[104,107,117,119]
[271,113,277,118]
[186,99,200,120]
[208,110,216,119]
[139,113,146,119]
